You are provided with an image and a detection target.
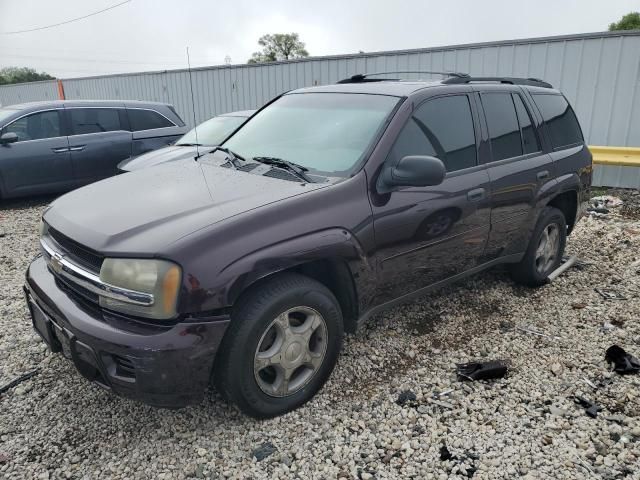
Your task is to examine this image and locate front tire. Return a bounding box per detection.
[214,273,343,418]
[510,206,567,287]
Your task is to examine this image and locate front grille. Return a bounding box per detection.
[55,276,99,304]
[48,228,103,273]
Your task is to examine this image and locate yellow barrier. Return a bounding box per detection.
[589,146,640,167]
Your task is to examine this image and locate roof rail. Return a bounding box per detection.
[442,76,553,88]
[337,71,469,84]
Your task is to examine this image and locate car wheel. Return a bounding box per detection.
[510,206,567,287]
[214,272,343,418]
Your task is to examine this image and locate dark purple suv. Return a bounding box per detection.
[24,74,591,418]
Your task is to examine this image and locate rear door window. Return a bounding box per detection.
[532,94,583,149]
[3,110,62,141]
[69,108,122,135]
[513,94,540,154]
[481,93,522,161]
[127,109,174,131]
[388,95,477,172]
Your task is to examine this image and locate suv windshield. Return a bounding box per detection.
[177,115,247,146]
[221,93,399,176]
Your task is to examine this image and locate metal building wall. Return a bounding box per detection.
[40,31,640,149]
[0,80,59,107]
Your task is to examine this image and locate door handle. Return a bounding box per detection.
[69,145,86,152]
[467,188,485,201]
[537,170,550,181]
[51,147,69,153]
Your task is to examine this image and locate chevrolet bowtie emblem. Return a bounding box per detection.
[50,253,64,274]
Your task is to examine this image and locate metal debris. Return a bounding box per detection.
[427,398,455,409]
[516,325,562,340]
[547,255,578,283]
[595,288,627,300]
[581,377,598,390]
[436,388,454,397]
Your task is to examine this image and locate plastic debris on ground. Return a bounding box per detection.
[605,345,640,374]
[587,195,623,218]
[252,442,277,462]
[0,369,39,395]
[592,195,623,208]
[573,396,603,418]
[456,360,508,381]
[395,390,417,406]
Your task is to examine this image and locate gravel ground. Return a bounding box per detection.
[1,192,640,480]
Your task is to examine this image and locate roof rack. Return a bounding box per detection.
[442,76,553,88]
[337,71,469,84]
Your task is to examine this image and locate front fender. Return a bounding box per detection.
[182,228,374,314]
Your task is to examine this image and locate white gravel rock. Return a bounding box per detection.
[1,191,640,479]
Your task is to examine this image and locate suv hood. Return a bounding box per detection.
[117,145,203,171]
[44,160,327,255]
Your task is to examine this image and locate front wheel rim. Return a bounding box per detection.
[535,223,560,275]
[253,306,328,398]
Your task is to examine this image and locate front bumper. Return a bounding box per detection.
[24,255,230,408]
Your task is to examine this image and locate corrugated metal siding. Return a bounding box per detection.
[593,165,640,189]
[1,31,639,186]
[0,80,58,107]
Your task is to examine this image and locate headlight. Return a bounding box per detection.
[99,258,181,320]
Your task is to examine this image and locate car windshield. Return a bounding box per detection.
[177,115,247,146]
[221,93,400,176]
[0,108,19,126]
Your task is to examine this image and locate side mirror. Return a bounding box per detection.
[0,132,18,145]
[378,155,446,193]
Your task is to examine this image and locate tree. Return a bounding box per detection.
[609,12,640,31]
[248,33,309,64]
[0,67,54,85]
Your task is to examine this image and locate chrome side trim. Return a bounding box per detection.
[40,237,154,307]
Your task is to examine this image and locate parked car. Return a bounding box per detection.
[0,100,187,199]
[25,74,591,418]
[118,110,254,171]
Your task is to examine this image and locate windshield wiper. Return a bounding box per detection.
[251,156,312,183]
[197,146,245,168]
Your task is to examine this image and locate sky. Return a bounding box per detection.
[0,0,638,79]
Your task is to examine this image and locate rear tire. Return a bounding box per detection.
[510,206,567,287]
[214,273,343,418]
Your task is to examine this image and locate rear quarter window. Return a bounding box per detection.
[532,94,583,149]
[481,92,523,161]
[127,109,174,131]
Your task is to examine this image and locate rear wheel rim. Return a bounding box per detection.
[253,306,328,398]
[535,223,560,275]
